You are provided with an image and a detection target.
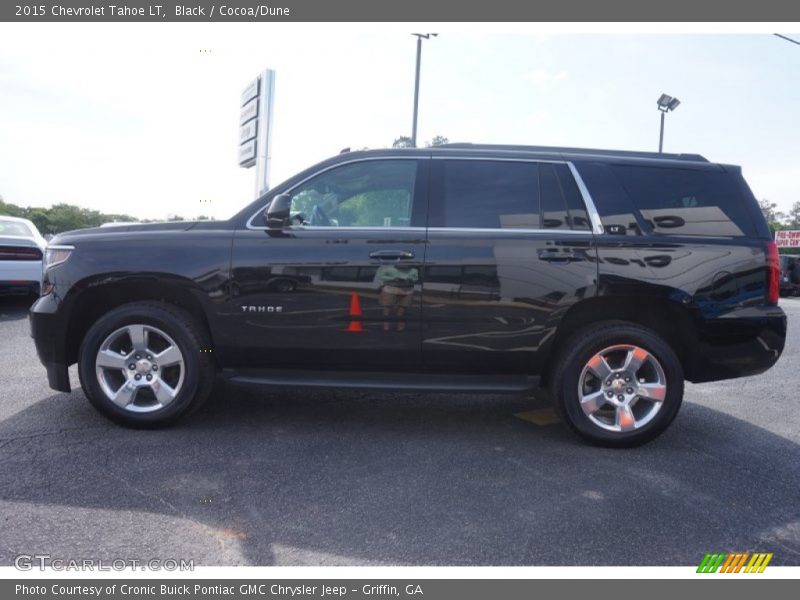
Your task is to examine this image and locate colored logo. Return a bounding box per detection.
[697,552,773,573]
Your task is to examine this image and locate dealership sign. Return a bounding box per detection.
[238,69,275,197]
[776,230,800,248]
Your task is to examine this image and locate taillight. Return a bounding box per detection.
[766,240,780,305]
[0,246,42,261]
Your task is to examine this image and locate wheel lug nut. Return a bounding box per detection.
[128,363,136,370]
[146,374,152,381]
[134,374,141,380]
[606,391,614,397]
[147,355,152,361]
[135,354,141,360]
[626,387,633,394]
[152,365,158,372]
[625,376,631,382]
[617,394,624,401]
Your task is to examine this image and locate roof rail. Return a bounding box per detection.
[438,143,708,162]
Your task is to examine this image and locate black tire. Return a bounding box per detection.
[78,301,215,428]
[550,321,684,447]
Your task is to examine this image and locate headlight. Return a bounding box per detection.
[43,245,74,270]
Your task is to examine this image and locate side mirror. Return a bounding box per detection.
[265,194,292,228]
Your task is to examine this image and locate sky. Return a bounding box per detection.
[0,24,798,221]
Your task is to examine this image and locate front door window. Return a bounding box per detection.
[289,160,418,228]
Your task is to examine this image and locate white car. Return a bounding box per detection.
[0,216,47,298]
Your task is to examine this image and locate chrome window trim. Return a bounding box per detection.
[245,156,422,231]
[566,162,604,235]
[426,227,594,236]
[279,226,426,233]
[245,155,604,235]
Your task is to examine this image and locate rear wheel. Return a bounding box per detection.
[78,302,215,427]
[550,321,683,447]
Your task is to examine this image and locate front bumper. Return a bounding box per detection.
[29,293,71,392]
[688,304,787,383]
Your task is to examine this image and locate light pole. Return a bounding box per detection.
[411,33,437,148]
[656,93,681,153]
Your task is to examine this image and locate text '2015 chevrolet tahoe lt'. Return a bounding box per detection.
[30,144,786,446]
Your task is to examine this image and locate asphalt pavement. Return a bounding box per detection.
[0,296,798,566]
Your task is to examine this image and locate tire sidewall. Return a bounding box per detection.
[78,304,205,426]
[556,325,684,447]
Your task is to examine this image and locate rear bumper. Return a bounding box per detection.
[29,293,71,392]
[0,261,42,291]
[0,280,39,296]
[687,305,787,383]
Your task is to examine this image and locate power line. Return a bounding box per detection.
[774,33,800,46]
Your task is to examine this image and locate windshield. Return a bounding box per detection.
[0,219,34,237]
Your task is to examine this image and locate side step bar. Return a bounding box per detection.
[223,368,540,394]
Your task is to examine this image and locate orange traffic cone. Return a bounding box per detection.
[344,291,365,332]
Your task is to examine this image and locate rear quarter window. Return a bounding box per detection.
[609,165,757,237]
[0,220,33,237]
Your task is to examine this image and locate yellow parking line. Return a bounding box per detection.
[514,408,560,426]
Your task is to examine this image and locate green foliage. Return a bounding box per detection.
[391,135,449,149]
[291,190,410,227]
[0,195,209,235]
[759,199,786,232]
[336,191,410,227]
[785,201,800,229]
[426,135,449,147]
[392,136,414,148]
[758,198,800,232]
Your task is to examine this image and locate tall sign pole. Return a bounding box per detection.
[238,69,276,198]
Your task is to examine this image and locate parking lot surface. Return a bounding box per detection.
[0,297,798,566]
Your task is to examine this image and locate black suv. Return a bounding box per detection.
[30,144,786,446]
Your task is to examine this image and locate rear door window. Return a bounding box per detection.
[435,160,542,229]
[430,159,593,231]
[539,163,592,231]
[539,164,570,230]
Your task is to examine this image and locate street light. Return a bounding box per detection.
[656,93,680,153]
[410,33,437,148]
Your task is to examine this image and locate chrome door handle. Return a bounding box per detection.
[538,249,577,263]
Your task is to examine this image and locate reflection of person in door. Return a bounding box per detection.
[377,264,419,331]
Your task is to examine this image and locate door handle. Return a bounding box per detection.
[369,250,415,261]
[538,249,578,263]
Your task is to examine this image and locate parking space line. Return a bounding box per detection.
[514,408,560,426]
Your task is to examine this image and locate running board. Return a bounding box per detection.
[223,368,539,394]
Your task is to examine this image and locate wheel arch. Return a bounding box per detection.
[64,275,217,368]
[541,295,698,386]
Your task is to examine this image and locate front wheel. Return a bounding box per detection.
[78,301,215,428]
[550,321,684,447]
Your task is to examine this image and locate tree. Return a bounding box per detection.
[392,136,414,148]
[785,201,800,229]
[0,196,212,234]
[0,197,26,218]
[392,135,449,149]
[758,199,786,231]
[426,135,449,147]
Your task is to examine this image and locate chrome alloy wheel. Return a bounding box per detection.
[95,324,185,413]
[577,344,667,433]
